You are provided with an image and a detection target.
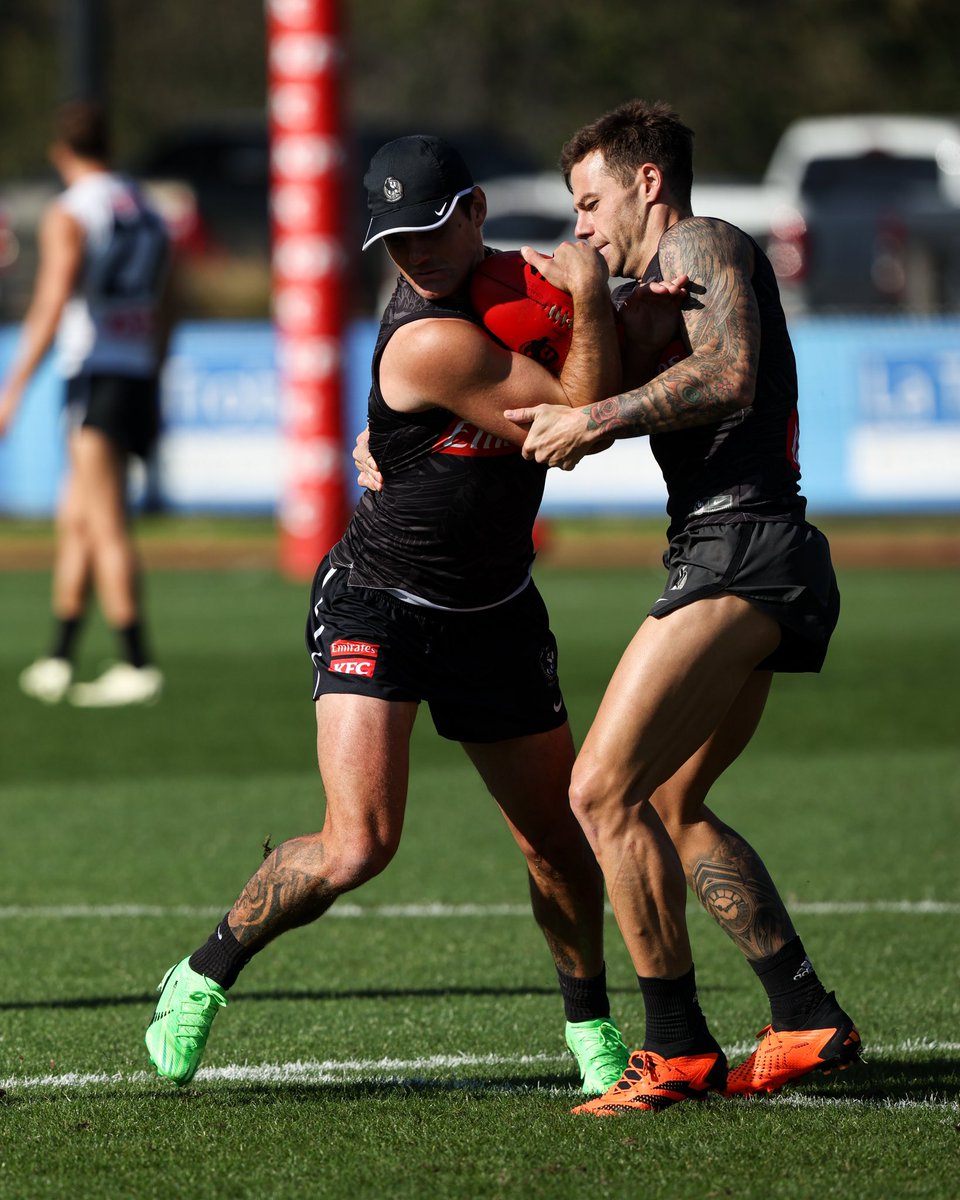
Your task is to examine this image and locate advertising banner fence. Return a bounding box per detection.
[2,316,958,519]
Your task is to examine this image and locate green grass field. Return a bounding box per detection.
[1,557,958,1199]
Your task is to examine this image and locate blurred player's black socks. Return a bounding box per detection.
[557,963,610,1022]
[51,616,83,662]
[189,914,253,990]
[117,621,150,669]
[637,965,721,1058]
[750,935,829,1029]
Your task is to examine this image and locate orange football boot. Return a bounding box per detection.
[725,1009,861,1097]
[572,1048,727,1115]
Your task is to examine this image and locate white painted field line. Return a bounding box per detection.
[1,1043,957,1112]
[0,1052,562,1093]
[1,899,958,920]
[0,905,225,920]
[767,1092,959,1113]
[788,900,960,915]
[0,1052,564,1093]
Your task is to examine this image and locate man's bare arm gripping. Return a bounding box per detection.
[506,219,761,470]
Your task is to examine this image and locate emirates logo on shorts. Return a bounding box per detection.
[331,639,379,658]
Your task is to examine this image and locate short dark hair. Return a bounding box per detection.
[559,100,694,204]
[55,100,110,161]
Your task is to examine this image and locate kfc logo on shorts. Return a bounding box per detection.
[328,638,379,678]
[330,659,375,676]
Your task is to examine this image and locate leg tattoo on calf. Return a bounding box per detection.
[230,840,336,949]
[691,839,795,961]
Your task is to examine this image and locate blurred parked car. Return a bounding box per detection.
[760,114,960,312]
[137,117,272,259]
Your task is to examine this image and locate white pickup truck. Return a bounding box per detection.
[482,114,960,314]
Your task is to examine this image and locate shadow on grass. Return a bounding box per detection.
[0,981,657,1012]
[722,1055,960,1107]
[0,1074,584,1109]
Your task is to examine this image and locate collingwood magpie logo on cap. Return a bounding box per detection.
[362,134,475,251]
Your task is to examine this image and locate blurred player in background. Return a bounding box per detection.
[0,100,170,707]
[506,99,860,1115]
[144,134,687,1094]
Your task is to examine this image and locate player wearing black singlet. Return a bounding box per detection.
[626,228,839,673]
[508,101,858,1115]
[630,230,804,533]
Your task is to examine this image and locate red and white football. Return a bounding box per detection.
[469,251,573,376]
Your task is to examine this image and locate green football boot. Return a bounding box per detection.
[565,1017,630,1095]
[145,957,227,1085]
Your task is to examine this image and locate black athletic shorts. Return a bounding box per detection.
[65,373,161,459]
[305,557,568,743]
[650,520,840,673]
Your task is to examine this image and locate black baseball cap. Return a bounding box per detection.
[362,135,475,251]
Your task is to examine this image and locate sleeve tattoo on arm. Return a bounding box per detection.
[585,218,760,438]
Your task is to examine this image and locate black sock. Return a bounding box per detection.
[189,914,254,990]
[749,935,829,1030]
[557,964,611,1023]
[117,622,150,669]
[637,965,720,1058]
[51,617,83,662]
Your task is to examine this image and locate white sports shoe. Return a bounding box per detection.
[19,657,73,704]
[68,663,164,708]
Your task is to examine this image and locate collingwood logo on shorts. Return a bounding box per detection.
[670,565,689,592]
[539,646,558,685]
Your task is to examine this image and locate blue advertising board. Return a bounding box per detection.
[2,316,959,518]
[790,317,960,512]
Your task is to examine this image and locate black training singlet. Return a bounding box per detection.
[330,275,547,609]
[621,219,806,539]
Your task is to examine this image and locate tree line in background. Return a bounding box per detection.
[1,0,958,184]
